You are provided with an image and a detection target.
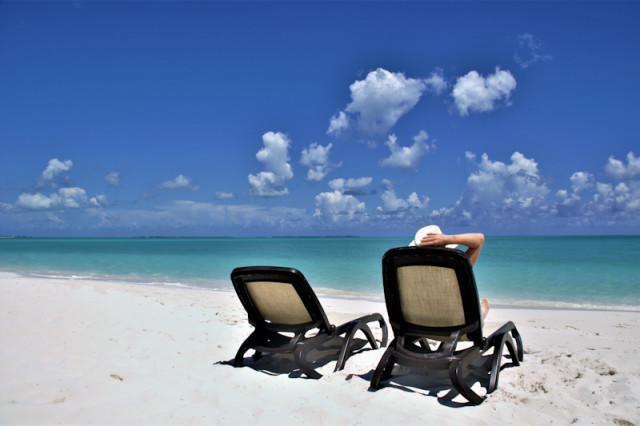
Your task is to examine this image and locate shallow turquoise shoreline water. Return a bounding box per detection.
[1,236,639,310]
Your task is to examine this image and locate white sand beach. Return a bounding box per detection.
[1,271,639,425]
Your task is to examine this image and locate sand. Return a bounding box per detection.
[1,271,639,425]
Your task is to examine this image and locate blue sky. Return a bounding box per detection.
[1,1,639,237]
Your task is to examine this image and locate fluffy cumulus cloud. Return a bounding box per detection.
[555,152,640,224]
[327,68,430,136]
[377,179,429,215]
[604,152,640,180]
[16,187,108,210]
[314,176,372,223]
[157,174,200,191]
[452,68,517,116]
[326,111,349,136]
[10,158,109,212]
[592,181,640,217]
[424,69,448,95]
[466,151,549,209]
[426,150,640,230]
[328,177,373,195]
[314,191,367,223]
[41,158,73,182]
[570,171,595,193]
[248,132,294,197]
[380,130,434,169]
[432,151,550,225]
[300,142,339,181]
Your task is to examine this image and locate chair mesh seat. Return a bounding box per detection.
[397,265,465,328]
[246,281,312,325]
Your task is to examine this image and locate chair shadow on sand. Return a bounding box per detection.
[356,344,522,407]
[216,337,519,407]
[217,335,376,379]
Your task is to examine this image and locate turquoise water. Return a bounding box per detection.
[0,236,639,310]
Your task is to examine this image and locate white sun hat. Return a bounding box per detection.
[409,225,458,249]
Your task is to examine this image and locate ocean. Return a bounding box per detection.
[1,236,639,311]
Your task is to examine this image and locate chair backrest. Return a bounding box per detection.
[382,247,483,345]
[231,266,332,334]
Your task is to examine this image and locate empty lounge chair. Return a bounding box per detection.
[231,266,388,379]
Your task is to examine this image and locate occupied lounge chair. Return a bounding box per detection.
[231,266,389,379]
[370,246,523,405]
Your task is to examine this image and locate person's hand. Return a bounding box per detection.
[419,233,450,247]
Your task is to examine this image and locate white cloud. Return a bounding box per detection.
[16,192,59,210]
[594,152,640,218]
[592,181,640,214]
[248,172,287,197]
[300,142,338,181]
[374,179,429,221]
[554,171,594,217]
[380,130,433,169]
[424,69,448,95]
[554,152,640,223]
[16,187,91,210]
[41,158,73,182]
[514,33,552,69]
[604,152,640,179]
[158,174,200,191]
[326,111,349,136]
[58,187,88,208]
[452,68,517,116]
[314,190,367,223]
[105,171,121,187]
[328,68,427,136]
[314,175,371,223]
[215,191,236,200]
[248,131,293,197]
[435,151,640,228]
[9,158,109,214]
[570,171,595,193]
[467,151,549,205]
[328,177,373,195]
[90,193,109,207]
[434,151,550,224]
[380,188,428,212]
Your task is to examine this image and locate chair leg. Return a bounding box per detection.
[337,314,388,345]
[488,334,507,393]
[489,321,524,362]
[233,334,256,367]
[488,332,521,393]
[485,322,524,393]
[292,335,332,379]
[510,325,524,363]
[370,345,396,389]
[334,323,375,372]
[333,314,389,372]
[449,348,486,405]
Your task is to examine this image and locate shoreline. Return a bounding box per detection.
[1,271,640,424]
[3,268,639,313]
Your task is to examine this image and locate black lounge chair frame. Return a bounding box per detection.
[231,266,388,379]
[370,247,523,405]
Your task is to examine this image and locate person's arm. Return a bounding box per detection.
[419,233,485,267]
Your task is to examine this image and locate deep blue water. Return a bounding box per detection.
[0,236,638,310]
